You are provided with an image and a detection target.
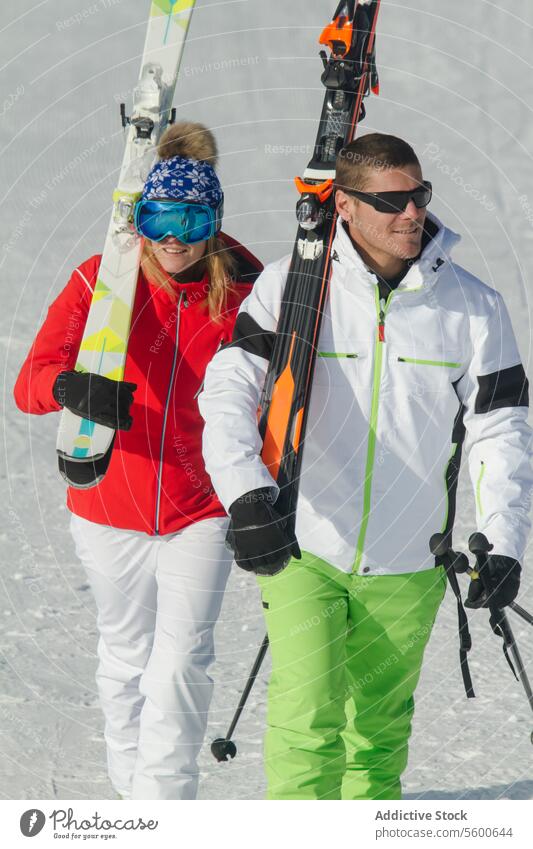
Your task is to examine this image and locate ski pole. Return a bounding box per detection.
[432,533,533,628]
[455,567,533,628]
[468,532,533,741]
[211,634,269,762]
[430,532,475,697]
[509,601,533,627]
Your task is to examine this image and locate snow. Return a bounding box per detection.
[1,0,533,800]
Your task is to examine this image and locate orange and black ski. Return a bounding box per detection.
[259,0,381,527]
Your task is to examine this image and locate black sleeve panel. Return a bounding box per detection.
[475,364,529,414]
[451,396,466,445]
[228,311,275,360]
[442,389,466,540]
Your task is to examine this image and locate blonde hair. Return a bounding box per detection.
[141,236,236,321]
[140,120,236,321]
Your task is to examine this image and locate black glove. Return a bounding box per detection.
[465,555,521,610]
[53,370,137,431]
[226,487,301,576]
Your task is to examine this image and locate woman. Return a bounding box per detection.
[14,122,262,800]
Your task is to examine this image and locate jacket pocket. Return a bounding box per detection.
[314,342,366,386]
[397,356,462,368]
[193,379,205,400]
[392,349,463,399]
[318,352,358,358]
[476,460,485,517]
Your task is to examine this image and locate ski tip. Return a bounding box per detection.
[371,81,380,95]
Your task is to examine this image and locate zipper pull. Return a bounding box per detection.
[183,292,189,308]
[378,297,386,342]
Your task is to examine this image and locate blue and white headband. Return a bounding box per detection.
[142,154,224,209]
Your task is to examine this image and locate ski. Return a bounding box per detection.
[56,0,196,488]
[259,0,381,523]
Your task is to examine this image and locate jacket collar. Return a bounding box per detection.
[332,212,461,293]
[143,263,211,304]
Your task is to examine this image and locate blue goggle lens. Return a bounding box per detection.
[134,200,222,244]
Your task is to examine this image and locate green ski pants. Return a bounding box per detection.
[257,551,447,800]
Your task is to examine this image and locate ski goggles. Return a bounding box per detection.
[341,180,432,214]
[134,199,223,244]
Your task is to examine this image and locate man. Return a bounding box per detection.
[199,133,532,799]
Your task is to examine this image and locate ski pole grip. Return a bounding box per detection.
[468,532,493,557]
[429,532,450,558]
[429,533,470,572]
[451,552,471,574]
[468,532,505,632]
[468,532,492,582]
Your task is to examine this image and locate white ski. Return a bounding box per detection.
[56,0,196,488]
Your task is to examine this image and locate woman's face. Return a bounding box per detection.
[150,235,207,276]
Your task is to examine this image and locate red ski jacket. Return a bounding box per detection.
[14,234,262,535]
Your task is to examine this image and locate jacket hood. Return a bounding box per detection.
[333,211,461,293]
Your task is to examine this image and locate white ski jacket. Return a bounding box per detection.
[199,214,533,575]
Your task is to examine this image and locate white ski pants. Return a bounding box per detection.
[70,513,232,800]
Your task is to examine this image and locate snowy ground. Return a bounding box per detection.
[1,0,533,800]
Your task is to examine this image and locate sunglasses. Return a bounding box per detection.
[340,180,432,213]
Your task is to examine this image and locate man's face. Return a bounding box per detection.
[336,163,427,262]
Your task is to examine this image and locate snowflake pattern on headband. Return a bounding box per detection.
[142,155,223,208]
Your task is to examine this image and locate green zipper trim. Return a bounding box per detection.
[441,443,458,532]
[398,356,461,368]
[318,352,358,359]
[476,461,485,517]
[353,289,394,573]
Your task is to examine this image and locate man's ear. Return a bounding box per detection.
[335,189,354,223]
